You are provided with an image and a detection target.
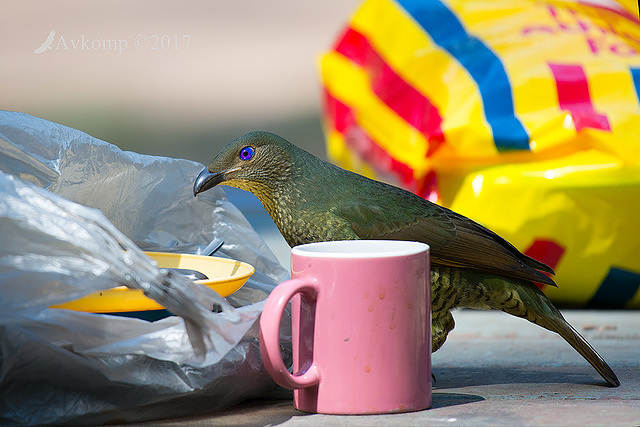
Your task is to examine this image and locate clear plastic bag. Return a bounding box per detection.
[0,111,290,425]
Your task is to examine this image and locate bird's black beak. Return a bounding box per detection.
[193,167,226,196]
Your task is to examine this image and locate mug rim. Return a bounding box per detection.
[291,240,429,259]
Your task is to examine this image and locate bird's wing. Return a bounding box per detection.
[337,194,556,286]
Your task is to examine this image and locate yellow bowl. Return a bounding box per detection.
[51,252,254,314]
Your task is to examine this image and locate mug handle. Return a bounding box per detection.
[259,278,320,389]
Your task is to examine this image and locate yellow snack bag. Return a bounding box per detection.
[320,0,640,307]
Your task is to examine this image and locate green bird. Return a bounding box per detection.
[193,131,619,387]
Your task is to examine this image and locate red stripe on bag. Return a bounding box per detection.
[323,89,439,201]
[548,63,611,132]
[524,239,566,290]
[324,89,414,182]
[334,27,445,152]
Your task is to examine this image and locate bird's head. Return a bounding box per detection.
[193,131,296,197]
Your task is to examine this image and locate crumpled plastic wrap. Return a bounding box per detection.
[320,0,640,308]
[0,111,291,425]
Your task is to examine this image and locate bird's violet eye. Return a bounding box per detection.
[239,146,255,161]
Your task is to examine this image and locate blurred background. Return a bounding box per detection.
[2,0,361,267]
[2,1,360,160]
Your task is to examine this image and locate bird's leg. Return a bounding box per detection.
[430,267,460,352]
[432,309,455,352]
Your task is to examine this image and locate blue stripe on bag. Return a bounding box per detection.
[630,68,640,103]
[397,0,530,151]
[587,267,640,308]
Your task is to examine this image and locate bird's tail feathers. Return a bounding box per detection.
[487,279,619,387]
[540,313,620,387]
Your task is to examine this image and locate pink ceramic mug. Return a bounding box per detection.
[260,240,431,414]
